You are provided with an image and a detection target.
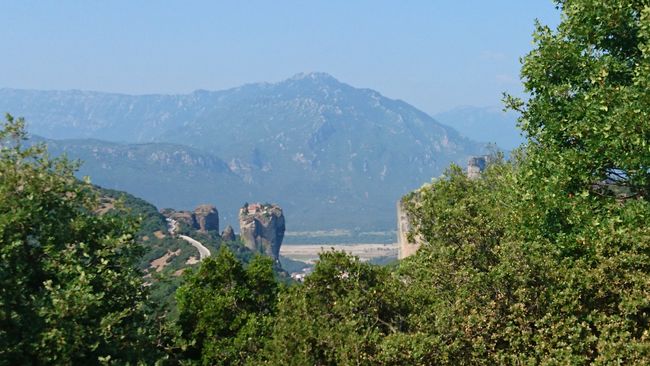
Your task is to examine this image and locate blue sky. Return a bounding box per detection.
[0,1,560,114]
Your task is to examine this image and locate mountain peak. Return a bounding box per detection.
[288,72,339,83]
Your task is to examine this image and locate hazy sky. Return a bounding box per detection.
[0,1,560,114]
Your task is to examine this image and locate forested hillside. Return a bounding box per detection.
[38,137,248,226]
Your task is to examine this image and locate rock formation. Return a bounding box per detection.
[221,225,236,242]
[193,204,219,232]
[397,199,424,259]
[467,155,490,179]
[238,203,285,261]
[162,209,195,229]
[161,204,219,233]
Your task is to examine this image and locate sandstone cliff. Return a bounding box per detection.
[161,209,195,230]
[467,155,490,179]
[221,225,236,242]
[161,204,219,233]
[193,204,219,232]
[238,203,285,261]
[397,199,423,259]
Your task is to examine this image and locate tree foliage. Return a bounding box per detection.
[500,1,650,361]
[394,160,516,364]
[174,247,278,365]
[0,114,154,364]
[508,0,650,199]
[264,251,405,366]
[395,0,650,362]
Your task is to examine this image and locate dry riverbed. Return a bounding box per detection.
[280,243,398,263]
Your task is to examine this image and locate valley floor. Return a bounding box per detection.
[280,243,398,263]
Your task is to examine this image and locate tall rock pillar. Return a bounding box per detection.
[238,203,285,261]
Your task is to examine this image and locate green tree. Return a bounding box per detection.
[0,114,154,364]
[398,0,650,363]
[265,251,406,366]
[505,0,650,202]
[174,247,278,365]
[503,1,650,362]
[396,159,525,365]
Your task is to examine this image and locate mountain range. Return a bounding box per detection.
[433,105,523,151]
[2,73,488,234]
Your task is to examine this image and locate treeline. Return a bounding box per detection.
[2,0,650,364]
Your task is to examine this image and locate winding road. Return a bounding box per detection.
[166,218,211,261]
[179,235,211,260]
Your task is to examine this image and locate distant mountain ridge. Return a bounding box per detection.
[32,136,250,227]
[433,105,523,151]
[4,73,486,232]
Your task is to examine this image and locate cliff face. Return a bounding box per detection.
[163,209,195,229]
[467,155,490,179]
[397,199,422,259]
[238,203,285,261]
[193,205,219,232]
[221,225,236,242]
[161,204,219,233]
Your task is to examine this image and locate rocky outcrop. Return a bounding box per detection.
[397,199,424,259]
[161,209,195,229]
[161,204,219,233]
[221,225,236,242]
[193,204,219,232]
[239,203,285,261]
[467,155,490,179]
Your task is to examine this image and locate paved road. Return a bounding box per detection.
[179,235,211,260]
[166,218,178,235]
[166,217,211,261]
